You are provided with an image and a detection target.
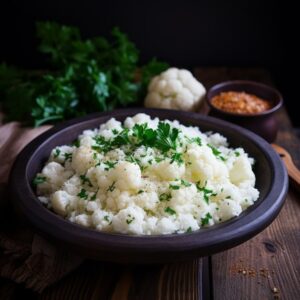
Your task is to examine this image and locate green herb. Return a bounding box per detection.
[165,206,176,215]
[155,157,164,163]
[104,215,110,222]
[72,139,80,147]
[207,144,226,161]
[155,122,179,152]
[77,188,88,200]
[225,195,231,199]
[196,182,216,204]
[103,161,117,170]
[80,175,93,187]
[64,152,72,162]
[181,179,192,187]
[90,193,97,201]
[112,129,119,135]
[126,214,135,224]
[188,137,202,146]
[125,155,139,165]
[53,148,61,158]
[107,181,116,192]
[234,151,240,157]
[33,175,46,185]
[159,193,172,202]
[186,227,192,233]
[201,213,212,226]
[169,184,180,190]
[0,22,168,126]
[137,190,144,194]
[170,152,184,165]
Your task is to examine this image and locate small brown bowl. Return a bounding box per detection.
[206,80,283,142]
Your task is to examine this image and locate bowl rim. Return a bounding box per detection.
[206,80,283,117]
[9,108,288,262]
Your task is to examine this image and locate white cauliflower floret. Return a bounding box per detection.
[37,162,73,194]
[51,190,75,216]
[152,160,185,181]
[112,206,145,235]
[71,146,95,174]
[186,144,228,182]
[74,214,92,227]
[111,161,142,190]
[145,68,206,111]
[229,156,255,186]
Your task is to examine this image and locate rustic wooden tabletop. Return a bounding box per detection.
[1,68,299,300]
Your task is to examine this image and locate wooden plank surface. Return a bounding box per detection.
[1,68,299,300]
[195,68,300,300]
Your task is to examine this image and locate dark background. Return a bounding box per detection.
[0,0,296,125]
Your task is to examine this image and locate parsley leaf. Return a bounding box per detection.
[165,207,176,215]
[207,144,226,161]
[155,122,179,152]
[159,193,172,202]
[201,213,212,226]
[33,175,46,186]
[80,175,93,187]
[77,188,88,200]
[107,181,116,192]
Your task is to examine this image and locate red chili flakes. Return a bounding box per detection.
[211,91,272,114]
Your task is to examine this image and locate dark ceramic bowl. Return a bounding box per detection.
[206,80,283,142]
[9,108,288,264]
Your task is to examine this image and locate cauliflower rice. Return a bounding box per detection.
[34,113,259,235]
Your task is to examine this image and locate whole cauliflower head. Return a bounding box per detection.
[144,68,206,111]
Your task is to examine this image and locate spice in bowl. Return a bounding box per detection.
[211,91,272,114]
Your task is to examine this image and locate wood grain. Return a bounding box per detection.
[205,69,300,300]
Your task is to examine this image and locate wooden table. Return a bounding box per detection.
[1,68,299,300]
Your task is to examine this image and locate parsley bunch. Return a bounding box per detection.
[0,22,168,126]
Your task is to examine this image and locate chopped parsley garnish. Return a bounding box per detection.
[169,184,180,190]
[53,148,61,158]
[132,123,156,146]
[188,136,202,146]
[234,151,240,157]
[201,213,212,226]
[104,215,110,222]
[80,175,93,187]
[64,152,72,162]
[111,128,130,147]
[207,144,226,161]
[170,152,184,165]
[103,161,117,170]
[186,227,192,233]
[112,129,119,135]
[33,175,46,186]
[155,122,179,152]
[225,195,231,199]
[72,139,80,147]
[107,181,116,192]
[77,188,88,200]
[181,179,192,187]
[159,193,172,202]
[155,157,164,163]
[92,135,112,153]
[90,193,97,201]
[126,214,135,224]
[196,182,217,204]
[137,190,144,194]
[165,206,176,215]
